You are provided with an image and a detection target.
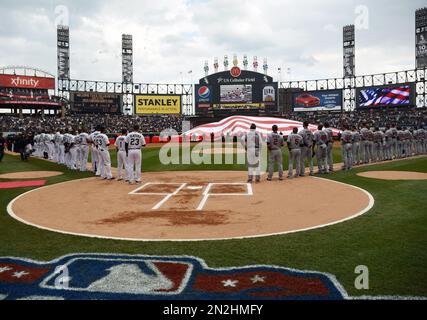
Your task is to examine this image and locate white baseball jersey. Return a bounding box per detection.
[126,132,146,150]
[115,135,127,152]
[89,131,101,144]
[94,133,110,149]
[54,133,63,144]
[78,133,89,145]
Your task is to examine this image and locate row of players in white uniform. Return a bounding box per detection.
[244,121,427,182]
[32,125,146,184]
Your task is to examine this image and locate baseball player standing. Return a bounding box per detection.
[298,121,314,176]
[351,126,361,165]
[89,126,101,176]
[78,128,90,172]
[241,124,262,183]
[391,124,398,159]
[397,126,405,158]
[373,127,384,162]
[266,125,284,181]
[125,125,146,184]
[287,127,303,179]
[313,124,329,174]
[94,127,114,180]
[360,123,372,163]
[341,124,354,171]
[404,127,413,157]
[323,122,334,173]
[115,129,129,181]
[384,125,393,160]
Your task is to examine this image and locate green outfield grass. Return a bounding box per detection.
[0,151,426,297]
[89,143,344,172]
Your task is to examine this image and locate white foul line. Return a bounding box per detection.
[152,183,187,210]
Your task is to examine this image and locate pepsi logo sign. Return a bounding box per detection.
[198,86,210,99]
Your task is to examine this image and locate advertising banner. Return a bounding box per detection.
[0,74,55,90]
[293,90,342,112]
[135,95,181,114]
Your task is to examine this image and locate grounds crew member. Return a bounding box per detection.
[323,122,334,173]
[267,125,284,181]
[341,124,354,171]
[241,123,262,183]
[125,125,146,185]
[115,128,129,181]
[298,121,314,176]
[287,127,303,179]
[313,124,328,174]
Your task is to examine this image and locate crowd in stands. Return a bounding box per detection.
[1,108,427,138]
[283,108,427,130]
[0,114,186,135]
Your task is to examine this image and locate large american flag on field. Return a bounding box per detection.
[183,115,339,139]
[359,85,411,107]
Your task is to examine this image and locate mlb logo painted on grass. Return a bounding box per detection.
[0,254,346,300]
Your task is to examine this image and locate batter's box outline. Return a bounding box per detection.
[129,182,253,211]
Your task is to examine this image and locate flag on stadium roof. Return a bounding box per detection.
[183,115,340,139]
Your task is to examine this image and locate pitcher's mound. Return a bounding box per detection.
[0,171,63,179]
[357,171,427,180]
[8,171,373,241]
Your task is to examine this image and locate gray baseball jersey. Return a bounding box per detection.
[267,132,284,150]
[352,131,361,142]
[324,128,333,143]
[287,133,303,149]
[385,129,393,141]
[314,130,328,145]
[341,130,353,144]
[298,128,314,147]
[374,131,384,143]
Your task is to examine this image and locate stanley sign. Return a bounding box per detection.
[135,95,181,114]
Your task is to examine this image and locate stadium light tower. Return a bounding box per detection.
[416,7,427,69]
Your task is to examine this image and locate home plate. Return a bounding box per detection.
[187,186,204,190]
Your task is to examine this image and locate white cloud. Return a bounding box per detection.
[0,0,425,84]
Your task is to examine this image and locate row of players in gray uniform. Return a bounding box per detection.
[32,125,146,183]
[243,122,427,182]
[340,124,427,170]
[265,121,335,180]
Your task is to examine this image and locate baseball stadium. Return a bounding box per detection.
[0,1,427,306]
